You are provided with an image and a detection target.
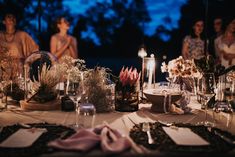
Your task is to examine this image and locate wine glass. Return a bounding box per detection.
[200,73,216,126]
[68,82,83,128]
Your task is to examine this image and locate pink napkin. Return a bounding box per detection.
[48,125,132,153]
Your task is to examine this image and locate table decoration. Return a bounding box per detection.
[161,56,201,92]
[129,122,235,152]
[143,87,182,113]
[20,63,64,110]
[84,67,115,113]
[115,66,140,112]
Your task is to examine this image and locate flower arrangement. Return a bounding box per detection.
[161,56,201,78]
[84,67,113,113]
[115,67,141,112]
[29,64,64,103]
[119,67,140,86]
[56,55,86,82]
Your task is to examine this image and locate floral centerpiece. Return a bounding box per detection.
[115,67,140,112]
[161,56,201,91]
[84,67,114,113]
[28,64,64,103]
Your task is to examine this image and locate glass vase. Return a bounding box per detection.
[115,84,139,112]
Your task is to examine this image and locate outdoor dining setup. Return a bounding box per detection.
[0,49,235,157]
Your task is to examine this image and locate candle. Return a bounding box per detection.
[24,65,27,100]
[80,72,85,94]
[10,80,13,93]
[138,47,147,58]
[66,73,70,95]
[147,55,155,89]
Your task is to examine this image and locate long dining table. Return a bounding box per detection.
[0,96,235,157]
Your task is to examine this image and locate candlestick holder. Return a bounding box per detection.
[139,54,156,101]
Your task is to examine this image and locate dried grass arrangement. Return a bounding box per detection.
[84,67,114,113]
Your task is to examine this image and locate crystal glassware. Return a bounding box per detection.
[78,103,96,128]
[68,82,83,129]
[200,73,216,126]
[212,75,234,130]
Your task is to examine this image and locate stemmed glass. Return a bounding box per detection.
[68,82,83,128]
[200,73,215,126]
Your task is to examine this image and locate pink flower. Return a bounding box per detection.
[119,66,140,86]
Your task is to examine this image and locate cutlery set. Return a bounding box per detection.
[126,116,235,146]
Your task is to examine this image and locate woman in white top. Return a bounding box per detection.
[215,19,235,68]
[50,17,78,61]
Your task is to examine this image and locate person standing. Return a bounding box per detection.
[50,17,78,61]
[215,19,235,68]
[0,13,39,80]
[209,17,224,61]
[182,19,205,60]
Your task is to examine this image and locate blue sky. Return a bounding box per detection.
[62,0,187,42]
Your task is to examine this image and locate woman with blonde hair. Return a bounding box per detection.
[215,19,235,68]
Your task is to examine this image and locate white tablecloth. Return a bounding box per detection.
[1,96,235,135]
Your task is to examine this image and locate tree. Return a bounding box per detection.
[72,0,151,57]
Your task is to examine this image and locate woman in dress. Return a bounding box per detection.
[0,13,39,80]
[50,17,78,61]
[182,19,205,60]
[215,19,235,68]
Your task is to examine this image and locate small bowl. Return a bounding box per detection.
[143,88,182,113]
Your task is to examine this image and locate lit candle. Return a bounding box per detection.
[138,47,147,58]
[66,73,70,95]
[80,72,85,94]
[10,80,13,93]
[147,54,155,89]
[24,64,27,100]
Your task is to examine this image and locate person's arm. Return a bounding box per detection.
[182,37,190,59]
[50,35,71,59]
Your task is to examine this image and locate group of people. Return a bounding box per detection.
[0,13,78,80]
[1,13,235,80]
[182,17,235,68]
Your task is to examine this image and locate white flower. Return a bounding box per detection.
[160,62,168,73]
[161,56,201,78]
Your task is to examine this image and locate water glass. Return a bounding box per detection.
[78,103,96,128]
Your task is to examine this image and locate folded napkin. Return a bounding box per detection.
[48,124,132,153]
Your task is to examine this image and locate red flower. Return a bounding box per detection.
[119,66,140,86]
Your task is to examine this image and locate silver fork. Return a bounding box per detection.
[142,122,154,144]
